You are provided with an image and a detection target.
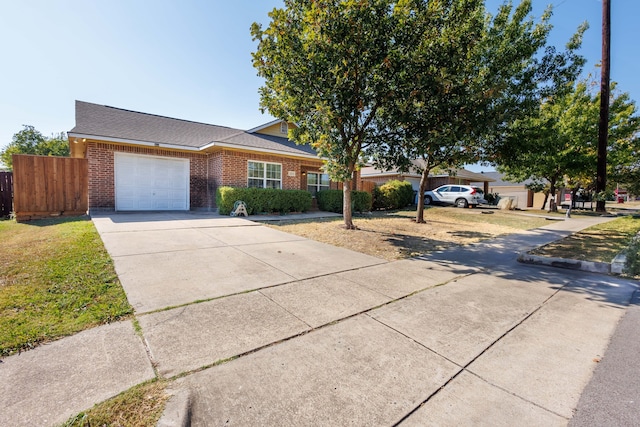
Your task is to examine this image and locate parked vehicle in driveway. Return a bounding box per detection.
[423,185,485,208]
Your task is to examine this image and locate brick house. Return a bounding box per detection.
[68,101,333,212]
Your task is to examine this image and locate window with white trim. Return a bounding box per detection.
[307,172,330,196]
[248,161,282,189]
[279,121,288,134]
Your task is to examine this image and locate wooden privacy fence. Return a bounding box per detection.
[12,155,88,222]
[332,179,376,194]
[0,171,12,217]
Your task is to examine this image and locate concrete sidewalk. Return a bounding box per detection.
[1,212,637,426]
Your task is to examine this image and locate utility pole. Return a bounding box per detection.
[596,0,611,212]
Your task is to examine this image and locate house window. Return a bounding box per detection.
[307,172,330,196]
[248,161,282,189]
[280,121,288,134]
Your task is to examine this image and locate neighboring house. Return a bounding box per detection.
[68,101,336,212]
[360,161,494,194]
[470,171,545,208]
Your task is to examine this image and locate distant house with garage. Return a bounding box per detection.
[470,171,546,209]
[68,101,347,212]
[360,161,494,195]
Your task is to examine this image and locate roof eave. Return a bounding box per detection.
[67,133,201,152]
[204,141,322,160]
[68,133,323,160]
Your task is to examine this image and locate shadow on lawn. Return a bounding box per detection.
[8,215,90,227]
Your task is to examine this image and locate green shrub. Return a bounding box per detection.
[216,187,312,215]
[316,189,372,213]
[625,236,640,277]
[372,180,414,210]
[352,190,373,212]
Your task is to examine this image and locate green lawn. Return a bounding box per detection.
[0,217,132,356]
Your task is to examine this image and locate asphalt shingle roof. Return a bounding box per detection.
[70,101,318,157]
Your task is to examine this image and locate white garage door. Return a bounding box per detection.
[115,153,190,211]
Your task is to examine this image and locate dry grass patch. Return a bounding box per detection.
[267,207,550,260]
[530,215,640,263]
[60,380,169,427]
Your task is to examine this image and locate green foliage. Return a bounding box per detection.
[372,180,414,210]
[625,236,640,277]
[368,0,573,223]
[498,77,639,208]
[251,0,400,228]
[1,126,69,169]
[216,187,312,215]
[317,190,372,213]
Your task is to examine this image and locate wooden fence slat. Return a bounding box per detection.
[12,154,88,222]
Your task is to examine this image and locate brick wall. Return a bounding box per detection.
[86,142,208,210]
[218,150,324,190]
[86,143,325,211]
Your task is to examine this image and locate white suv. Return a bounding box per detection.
[423,185,484,208]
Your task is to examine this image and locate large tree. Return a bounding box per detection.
[251,0,400,229]
[1,125,69,169]
[498,78,639,210]
[371,0,583,223]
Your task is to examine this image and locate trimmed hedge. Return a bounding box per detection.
[316,189,372,213]
[216,187,312,215]
[372,180,414,210]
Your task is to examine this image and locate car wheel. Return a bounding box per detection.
[424,195,432,205]
[455,198,468,208]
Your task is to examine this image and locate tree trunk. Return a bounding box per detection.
[342,179,356,230]
[541,192,549,210]
[415,168,430,223]
[548,180,557,212]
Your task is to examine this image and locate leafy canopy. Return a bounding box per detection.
[372,0,575,222]
[1,125,69,169]
[498,77,640,206]
[252,0,400,228]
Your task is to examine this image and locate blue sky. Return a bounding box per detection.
[1,0,637,170]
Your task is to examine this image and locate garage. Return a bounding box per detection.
[114,153,190,211]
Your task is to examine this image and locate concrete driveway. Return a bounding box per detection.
[92,212,387,313]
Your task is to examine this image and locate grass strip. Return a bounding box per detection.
[530,215,640,263]
[0,217,132,356]
[60,379,169,427]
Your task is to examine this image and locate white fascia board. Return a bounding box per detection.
[246,119,283,133]
[68,132,323,160]
[200,140,322,160]
[67,133,200,152]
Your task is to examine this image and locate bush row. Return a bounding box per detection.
[372,180,414,210]
[316,189,372,213]
[216,187,312,215]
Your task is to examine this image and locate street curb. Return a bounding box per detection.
[517,252,612,274]
[157,387,191,427]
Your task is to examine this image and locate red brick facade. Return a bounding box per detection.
[86,142,325,211]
